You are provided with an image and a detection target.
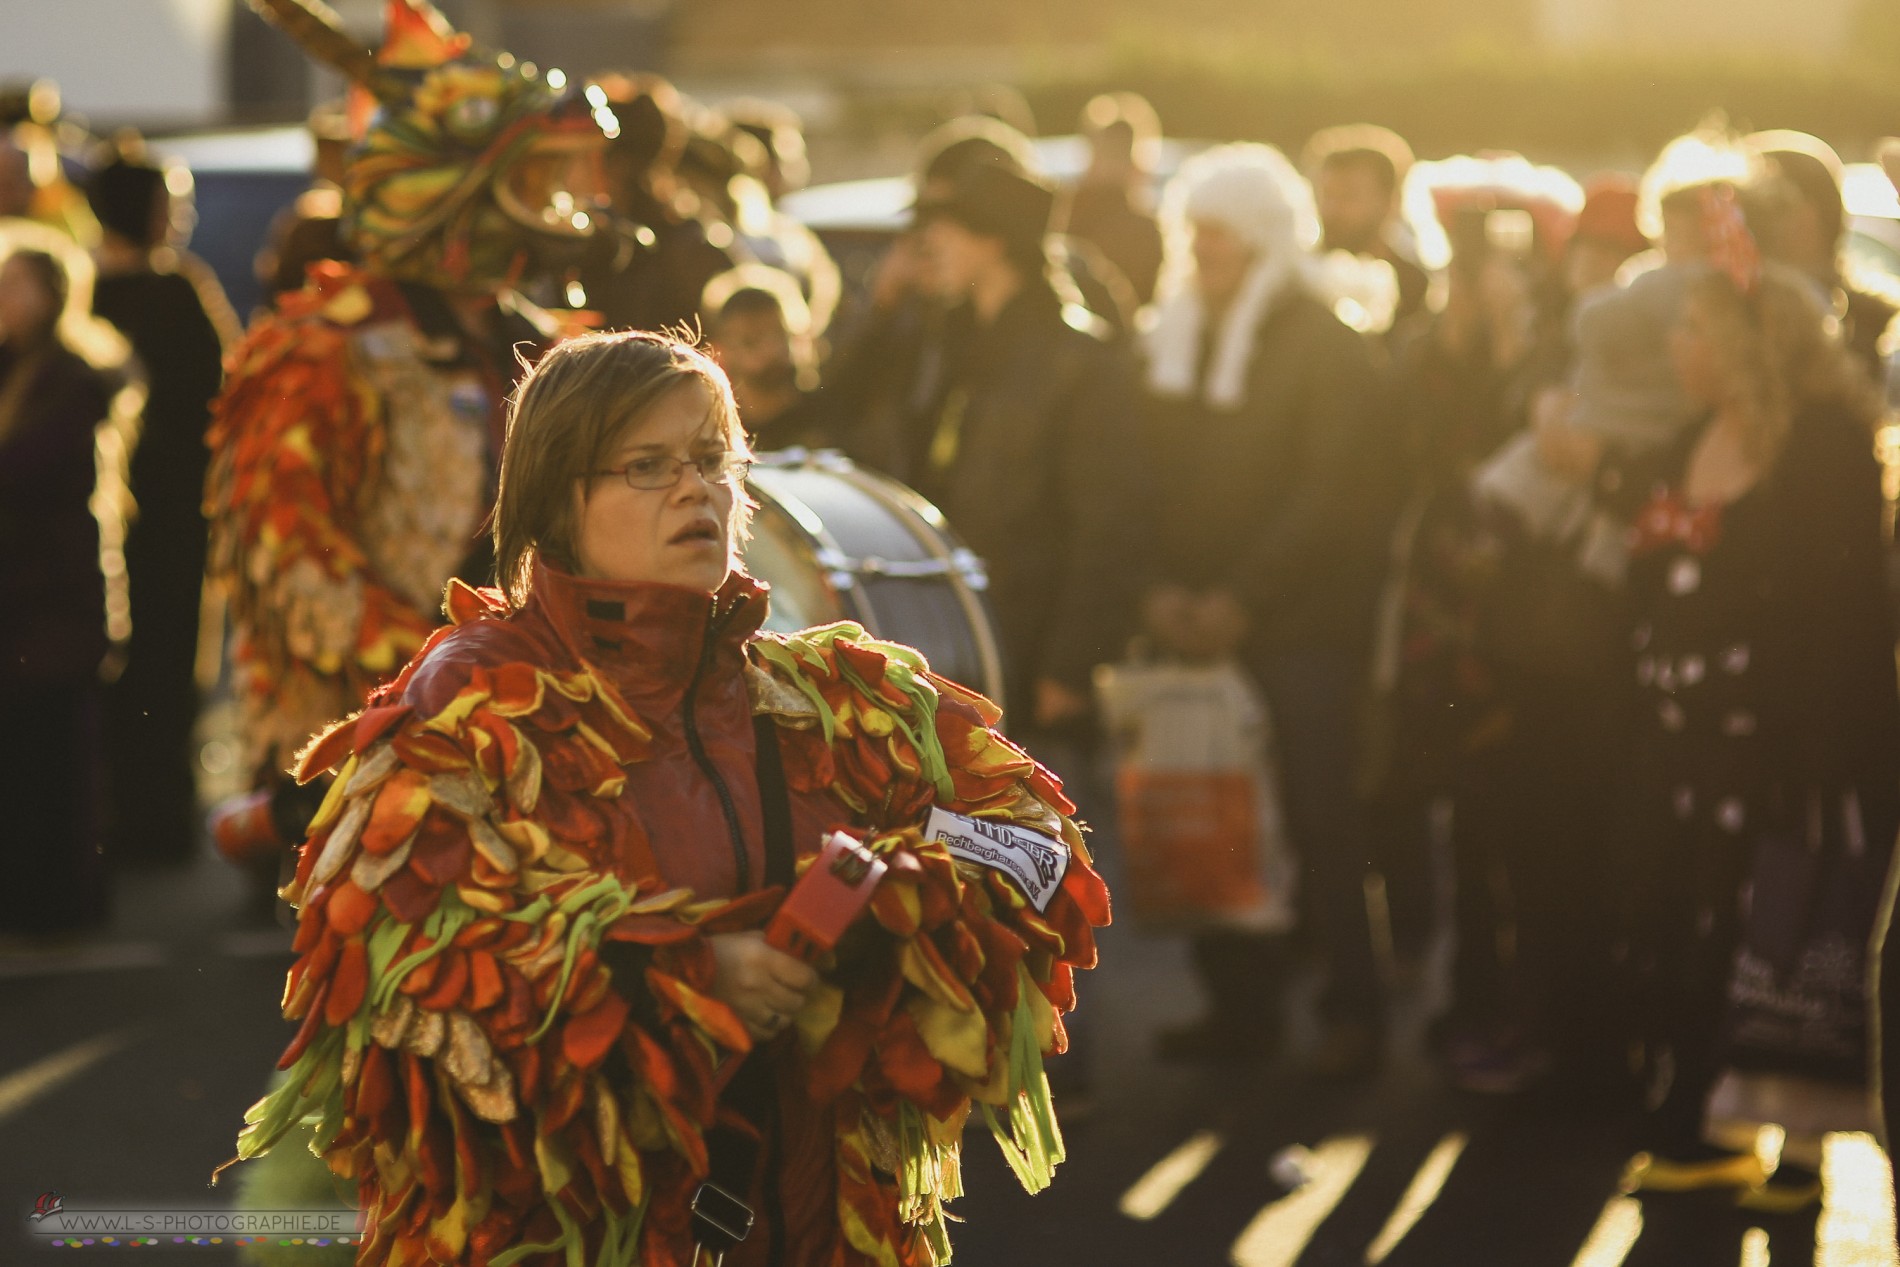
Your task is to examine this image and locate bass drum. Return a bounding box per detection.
[743,449,1007,712]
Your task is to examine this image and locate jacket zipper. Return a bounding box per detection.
[682,596,751,892]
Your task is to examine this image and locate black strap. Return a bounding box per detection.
[753,713,796,888]
[692,715,797,1263]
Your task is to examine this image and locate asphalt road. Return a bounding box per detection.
[3,845,1895,1267]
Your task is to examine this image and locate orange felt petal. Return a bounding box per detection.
[361,770,431,855]
[561,992,630,1070]
[647,972,751,1053]
[325,881,379,937]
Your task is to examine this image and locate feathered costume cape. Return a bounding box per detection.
[204,262,479,774]
[206,0,611,776]
[227,579,1110,1266]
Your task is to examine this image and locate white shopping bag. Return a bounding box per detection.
[1094,659,1295,933]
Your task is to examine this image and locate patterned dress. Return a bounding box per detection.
[1620,408,1900,1144]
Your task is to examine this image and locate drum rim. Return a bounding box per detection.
[746,455,884,637]
[747,449,1008,714]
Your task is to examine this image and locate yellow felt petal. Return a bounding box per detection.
[795,983,845,1056]
[908,995,990,1078]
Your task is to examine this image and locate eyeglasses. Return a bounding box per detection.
[591,452,754,491]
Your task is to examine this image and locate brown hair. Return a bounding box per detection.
[1686,263,1881,471]
[491,329,750,606]
[702,262,812,336]
[1301,124,1414,196]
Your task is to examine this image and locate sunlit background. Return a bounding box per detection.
[6,0,1900,170]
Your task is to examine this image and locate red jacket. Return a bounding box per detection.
[240,561,1109,1267]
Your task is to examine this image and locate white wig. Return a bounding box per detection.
[1146,143,1389,407]
[1166,142,1320,263]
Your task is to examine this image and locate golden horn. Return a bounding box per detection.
[397,0,464,45]
[243,0,403,103]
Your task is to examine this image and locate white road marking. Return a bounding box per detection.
[0,942,167,979]
[1120,1131,1225,1221]
[1364,1132,1469,1264]
[0,1031,133,1123]
[1817,1131,1899,1267]
[1568,1196,1643,1267]
[1230,1134,1374,1267]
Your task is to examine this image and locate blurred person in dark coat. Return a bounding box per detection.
[86,143,234,865]
[582,73,733,333]
[1383,181,1614,1098]
[701,262,831,450]
[681,113,842,337]
[1140,143,1394,1078]
[1304,124,1430,330]
[825,117,1134,472]
[1058,92,1165,306]
[1747,130,1898,384]
[842,158,1144,733]
[0,241,132,937]
[1864,132,1900,1203]
[823,120,1030,467]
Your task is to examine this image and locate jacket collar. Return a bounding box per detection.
[528,560,770,717]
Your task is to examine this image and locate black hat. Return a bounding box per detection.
[914,160,1055,265]
[87,154,170,248]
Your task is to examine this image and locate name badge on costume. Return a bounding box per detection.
[924,807,1069,913]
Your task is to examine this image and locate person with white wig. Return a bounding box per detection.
[1139,143,1395,1077]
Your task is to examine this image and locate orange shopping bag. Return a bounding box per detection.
[1095,659,1293,933]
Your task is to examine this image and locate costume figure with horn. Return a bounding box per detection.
[206,0,618,853]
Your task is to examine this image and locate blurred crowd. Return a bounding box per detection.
[6,50,1900,1207]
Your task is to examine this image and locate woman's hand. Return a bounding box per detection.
[709,931,819,1043]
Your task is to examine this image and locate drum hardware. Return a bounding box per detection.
[812,546,990,591]
[765,445,853,475]
[743,449,1008,710]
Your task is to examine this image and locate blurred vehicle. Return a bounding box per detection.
[1844,161,1900,285]
[782,134,1209,317]
[149,125,311,319]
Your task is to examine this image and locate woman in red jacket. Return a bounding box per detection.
[229,330,1109,1266]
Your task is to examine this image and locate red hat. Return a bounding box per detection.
[1573,175,1647,257]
